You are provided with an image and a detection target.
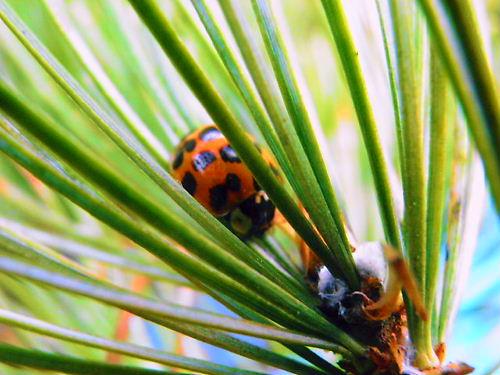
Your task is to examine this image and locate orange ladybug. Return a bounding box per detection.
[172,125,277,238]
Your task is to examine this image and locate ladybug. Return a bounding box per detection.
[172,125,277,238]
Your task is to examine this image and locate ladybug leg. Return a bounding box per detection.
[271,209,291,230]
[271,209,323,276]
[272,210,301,241]
[299,239,323,277]
[364,245,428,321]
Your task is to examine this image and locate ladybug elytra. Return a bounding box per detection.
[172,125,277,238]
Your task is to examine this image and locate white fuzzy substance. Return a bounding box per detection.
[317,266,349,308]
[353,242,388,283]
[317,266,330,293]
[317,242,388,303]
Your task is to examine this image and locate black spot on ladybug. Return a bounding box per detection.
[209,184,228,211]
[253,178,261,191]
[199,126,223,141]
[192,151,216,171]
[181,172,197,195]
[239,193,276,227]
[220,145,241,163]
[184,139,196,152]
[225,173,241,192]
[172,151,184,170]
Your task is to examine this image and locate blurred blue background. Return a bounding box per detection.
[448,198,500,374]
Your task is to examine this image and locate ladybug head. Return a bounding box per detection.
[226,191,276,239]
